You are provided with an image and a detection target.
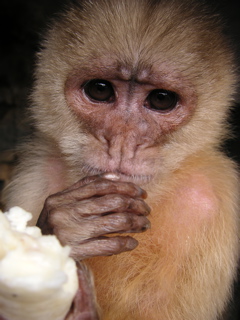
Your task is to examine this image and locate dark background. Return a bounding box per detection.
[0,0,239,318]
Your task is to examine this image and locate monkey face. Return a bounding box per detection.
[31,0,237,186]
[63,59,196,184]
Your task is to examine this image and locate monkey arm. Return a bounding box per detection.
[65,263,99,320]
[2,146,63,226]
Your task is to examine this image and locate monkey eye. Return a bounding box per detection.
[145,89,178,112]
[83,79,115,102]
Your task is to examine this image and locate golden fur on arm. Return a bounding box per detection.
[86,151,239,320]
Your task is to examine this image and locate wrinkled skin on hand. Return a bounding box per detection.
[37,174,151,260]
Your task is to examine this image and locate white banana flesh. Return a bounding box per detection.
[0,207,78,320]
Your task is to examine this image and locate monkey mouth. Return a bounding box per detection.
[113,171,153,185]
[82,164,153,185]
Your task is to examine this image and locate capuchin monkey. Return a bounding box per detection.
[3,0,240,319]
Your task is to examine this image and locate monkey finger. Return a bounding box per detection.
[39,194,150,238]
[84,178,147,199]
[44,193,150,224]
[63,174,104,192]
[55,213,150,243]
[66,173,122,192]
[52,178,147,208]
[93,212,151,234]
[64,173,121,191]
[70,236,139,260]
[80,194,149,216]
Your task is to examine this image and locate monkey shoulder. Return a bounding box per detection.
[149,152,239,227]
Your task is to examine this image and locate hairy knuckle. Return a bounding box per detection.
[94,179,111,191]
[110,238,125,252]
[48,211,57,225]
[115,194,130,208]
[48,208,65,225]
[97,180,122,196]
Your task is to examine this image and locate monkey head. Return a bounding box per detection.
[31,0,237,188]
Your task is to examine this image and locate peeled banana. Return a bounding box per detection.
[0,207,78,320]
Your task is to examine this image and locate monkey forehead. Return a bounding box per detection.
[60,2,225,56]
[43,0,235,91]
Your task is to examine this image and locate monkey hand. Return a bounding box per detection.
[37,173,151,260]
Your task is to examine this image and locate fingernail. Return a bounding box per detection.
[145,204,151,214]
[126,237,139,250]
[142,221,151,231]
[140,189,148,199]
